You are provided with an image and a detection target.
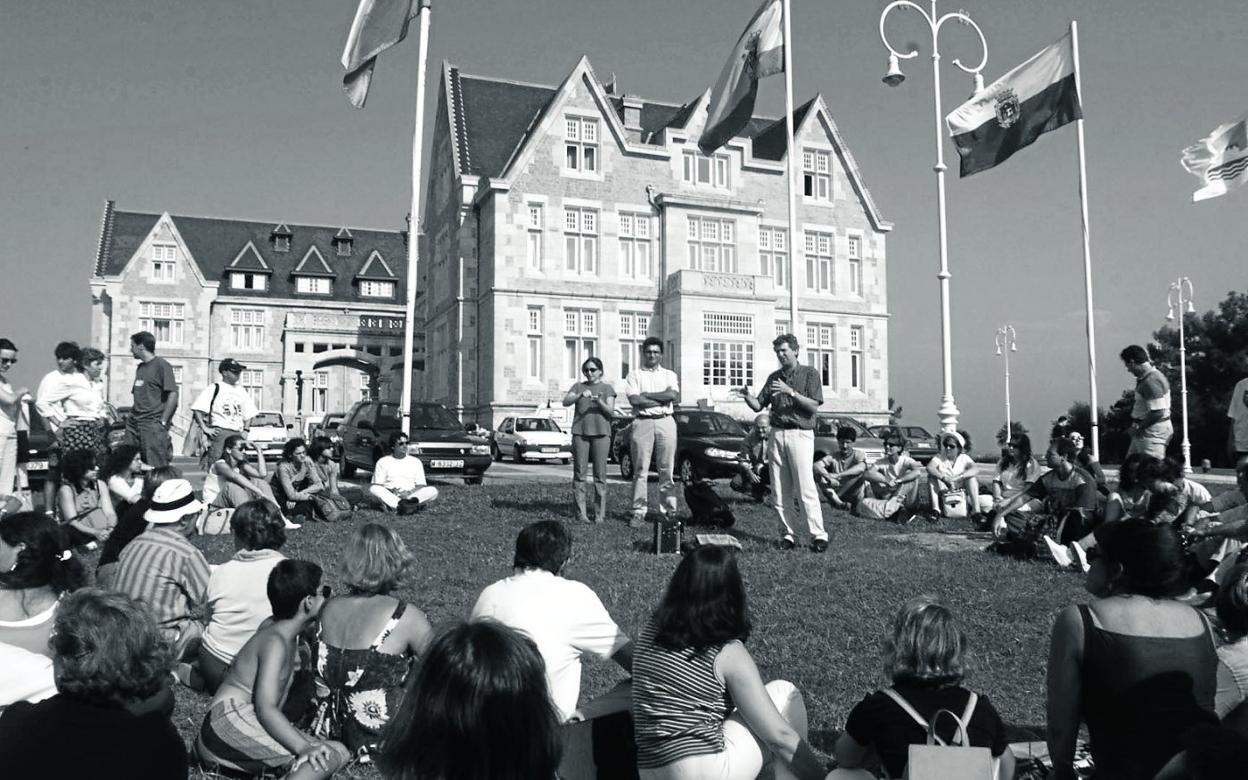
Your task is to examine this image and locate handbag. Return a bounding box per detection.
[312,493,352,522]
[940,489,969,519]
[880,688,995,780]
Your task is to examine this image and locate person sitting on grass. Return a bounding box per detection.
[273,438,323,523]
[196,560,350,779]
[858,433,927,523]
[96,465,178,589]
[101,444,146,515]
[1212,563,1248,724]
[732,412,772,503]
[198,500,288,694]
[1050,419,1110,497]
[378,620,564,780]
[369,431,438,514]
[990,433,1041,513]
[0,588,188,779]
[308,436,352,520]
[315,523,433,758]
[631,544,826,780]
[926,431,985,521]
[814,425,869,513]
[1184,460,1248,588]
[56,448,117,547]
[990,438,1098,561]
[204,434,298,529]
[830,596,1014,780]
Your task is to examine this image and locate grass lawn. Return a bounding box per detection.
[158,479,1113,777]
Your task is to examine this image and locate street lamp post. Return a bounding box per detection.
[879,0,988,433]
[994,325,1017,437]
[1167,277,1196,475]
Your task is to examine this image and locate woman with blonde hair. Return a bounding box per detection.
[832,596,1013,780]
[315,523,433,759]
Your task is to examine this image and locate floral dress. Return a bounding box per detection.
[314,602,414,757]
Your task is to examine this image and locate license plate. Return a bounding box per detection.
[25,460,48,471]
[541,447,557,453]
[430,459,464,469]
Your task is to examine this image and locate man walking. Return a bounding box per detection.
[190,358,257,468]
[1120,344,1172,459]
[624,337,680,528]
[738,334,828,552]
[125,331,179,468]
[1228,349,1248,467]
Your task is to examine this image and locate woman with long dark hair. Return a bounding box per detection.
[273,438,322,523]
[308,436,351,521]
[562,356,616,524]
[631,545,824,780]
[378,620,562,780]
[991,433,1040,512]
[101,444,145,514]
[55,449,116,545]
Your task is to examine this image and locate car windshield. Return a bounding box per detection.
[818,416,871,437]
[680,413,745,436]
[251,413,284,427]
[905,427,933,439]
[516,418,561,433]
[377,403,463,431]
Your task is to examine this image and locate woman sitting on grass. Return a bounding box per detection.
[1047,522,1218,780]
[204,435,299,530]
[96,465,178,588]
[309,436,352,520]
[926,431,984,521]
[631,544,825,780]
[196,560,349,779]
[316,523,433,759]
[198,500,288,693]
[273,438,323,523]
[830,596,1013,780]
[378,620,563,780]
[101,444,145,515]
[990,433,1040,513]
[55,448,116,546]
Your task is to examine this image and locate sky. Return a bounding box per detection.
[1,0,1243,450]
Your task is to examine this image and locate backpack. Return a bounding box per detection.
[683,479,735,528]
[879,687,996,780]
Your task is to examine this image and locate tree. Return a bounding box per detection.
[994,421,1030,447]
[1147,289,1248,467]
[1062,397,1132,464]
[888,397,903,425]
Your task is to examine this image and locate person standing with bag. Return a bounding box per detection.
[190,358,257,470]
[562,357,615,525]
[0,339,29,505]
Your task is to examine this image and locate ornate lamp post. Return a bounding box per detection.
[994,325,1017,436]
[1166,277,1196,474]
[879,0,988,432]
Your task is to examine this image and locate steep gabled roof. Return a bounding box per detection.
[750,99,816,161]
[293,245,335,276]
[229,242,271,272]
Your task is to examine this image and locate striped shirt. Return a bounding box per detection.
[113,527,210,636]
[631,619,734,768]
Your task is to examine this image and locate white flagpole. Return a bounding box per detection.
[1070,20,1100,460]
[781,0,799,330]
[399,0,432,437]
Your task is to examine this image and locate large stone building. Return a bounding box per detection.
[419,57,893,426]
[89,202,418,442]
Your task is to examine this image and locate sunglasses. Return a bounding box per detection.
[583,367,601,374]
[0,357,16,366]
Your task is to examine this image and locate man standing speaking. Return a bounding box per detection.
[738,334,828,552]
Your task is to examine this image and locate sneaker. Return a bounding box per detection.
[1044,535,1074,568]
[1071,541,1091,573]
[779,537,796,551]
[810,538,829,553]
[284,518,302,530]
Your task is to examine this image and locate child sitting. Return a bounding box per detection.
[196,560,349,779]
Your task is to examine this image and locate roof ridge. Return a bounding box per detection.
[112,208,403,236]
[456,71,560,91]
[93,200,116,277]
[449,67,472,174]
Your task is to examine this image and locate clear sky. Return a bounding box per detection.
[1,0,1243,449]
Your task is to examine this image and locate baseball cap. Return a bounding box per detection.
[219,358,248,373]
[145,479,204,524]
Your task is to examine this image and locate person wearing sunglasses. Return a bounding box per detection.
[563,356,616,524]
[0,339,29,506]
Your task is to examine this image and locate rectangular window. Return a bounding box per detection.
[564,117,599,173]
[138,301,185,346]
[847,235,863,297]
[618,213,652,279]
[170,365,184,388]
[230,272,268,291]
[682,151,731,189]
[359,372,372,401]
[804,231,833,293]
[296,276,331,294]
[526,307,543,380]
[775,320,791,337]
[240,369,264,407]
[686,216,736,273]
[526,204,543,270]
[151,245,176,282]
[805,324,836,388]
[311,371,328,414]
[618,312,651,379]
[803,149,832,202]
[759,227,787,288]
[702,342,754,387]
[850,326,865,390]
[703,312,753,337]
[335,240,352,257]
[563,207,598,274]
[360,280,396,298]
[274,236,291,253]
[229,308,266,352]
[563,308,597,380]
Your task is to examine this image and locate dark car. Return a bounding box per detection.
[613,409,746,483]
[338,399,492,485]
[869,424,939,462]
[813,414,886,464]
[311,413,347,460]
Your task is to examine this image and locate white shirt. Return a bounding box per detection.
[470,569,630,721]
[372,454,428,491]
[201,549,286,663]
[35,370,106,429]
[191,381,258,432]
[624,365,680,417]
[1229,378,1248,453]
[107,475,144,504]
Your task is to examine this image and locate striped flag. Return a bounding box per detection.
[341,0,418,108]
[699,0,784,155]
[946,32,1082,177]
[1181,113,1248,201]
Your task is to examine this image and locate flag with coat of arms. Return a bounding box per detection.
[1181,112,1248,201]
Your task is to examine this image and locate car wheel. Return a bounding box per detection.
[513,446,525,464]
[491,441,502,461]
[678,457,697,483]
[465,476,483,485]
[561,457,571,465]
[619,451,634,481]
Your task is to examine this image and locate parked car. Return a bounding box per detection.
[868,424,939,462]
[310,413,347,460]
[338,399,492,485]
[814,414,886,464]
[491,416,572,463]
[613,409,747,483]
[246,411,292,460]
[607,411,633,463]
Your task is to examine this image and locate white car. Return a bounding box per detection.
[246,411,291,460]
[492,416,572,463]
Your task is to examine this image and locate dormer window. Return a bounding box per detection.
[296,276,331,295]
[230,272,268,291]
[270,223,293,253]
[333,231,354,256]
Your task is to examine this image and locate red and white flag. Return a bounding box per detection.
[341,0,419,108]
[1181,112,1248,201]
[699,0,784,155]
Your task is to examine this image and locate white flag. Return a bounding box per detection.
[1181,112,1248,201]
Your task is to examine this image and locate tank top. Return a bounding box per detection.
[1078,603,1217,779]
[632,619,734,768]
